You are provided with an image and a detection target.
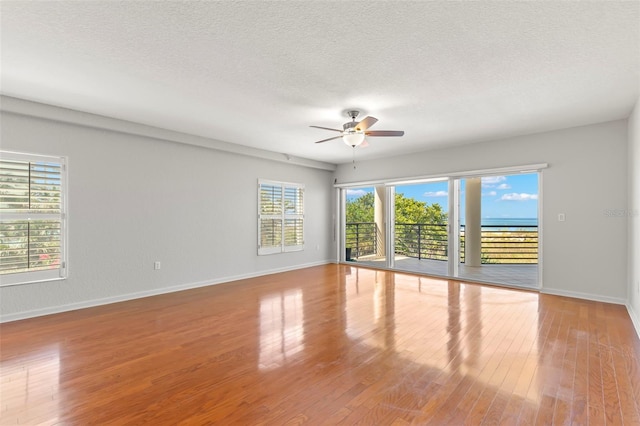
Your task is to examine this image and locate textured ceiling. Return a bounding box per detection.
[1,1,638,164]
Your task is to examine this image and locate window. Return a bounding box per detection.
[258,180,304,255]
[0,151,67,286]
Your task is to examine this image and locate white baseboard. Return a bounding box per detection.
[6,263,636,340]
[540,287,627,305]
[627,303,640,340]
[0,260,333,323]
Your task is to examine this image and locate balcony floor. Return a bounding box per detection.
[351,255,539,289]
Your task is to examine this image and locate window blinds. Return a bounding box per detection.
[258,180,304,255]
[0,152,67,285]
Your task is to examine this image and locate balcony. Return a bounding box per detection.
[345,222,538,287]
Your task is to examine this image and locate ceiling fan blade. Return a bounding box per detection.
[310,125,342,133]
[355,116,378,131]
[365,130,405,137]
[314,135,343,144]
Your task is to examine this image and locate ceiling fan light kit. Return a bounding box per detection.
[311,110,404,148]
[342,130,365,147]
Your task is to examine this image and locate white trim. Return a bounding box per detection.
[0,260,334,323]
[258,179,304,189]
[448,178,460,278]
[338,188,345,262]
[0,212,61,221]
[627,303,640,340]
[0,270,65,287]
[385,185,395,269]
[257,246,282,256]
[283,243,304,253]
[0,150,62,163]
[537,171,544,289]
[334,163,549,188]
[541,287,627,305]
[386,177,449,186]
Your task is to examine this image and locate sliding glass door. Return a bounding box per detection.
[457,173,539,288]
[344,186,387,267]
[339,167,542,290]
[392,180,449,276]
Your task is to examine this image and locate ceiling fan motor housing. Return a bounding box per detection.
[343,121,359,132]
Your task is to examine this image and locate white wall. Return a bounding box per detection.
[0,100,335,321]
[335,120,629,303]
[2,97,633,323]
[628,98,640,334]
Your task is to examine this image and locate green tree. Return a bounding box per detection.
[346,192,447,224]
[345,191,448,260]
[393,193,447,259]
[346,192,374,223]
[394,193,446,224]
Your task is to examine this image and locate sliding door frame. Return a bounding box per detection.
[336,163,547,289]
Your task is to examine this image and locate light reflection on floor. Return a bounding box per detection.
[344,266,541,403]
[259,289,304,371]
[1,344,61,424]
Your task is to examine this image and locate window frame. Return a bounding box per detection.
[258,179,304,255]
[0,150,68,286]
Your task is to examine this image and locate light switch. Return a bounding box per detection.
[558,213,565,222]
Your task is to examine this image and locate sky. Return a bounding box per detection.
[346,173,539,219]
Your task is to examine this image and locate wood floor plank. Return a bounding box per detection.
[571,325,590,424]
[611,348,640,425]
[552,304,577,425]
[1,264,639,425]
[587,308,607,425]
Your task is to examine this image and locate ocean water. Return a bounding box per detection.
[459,218,538,227]
[482,218,538,226]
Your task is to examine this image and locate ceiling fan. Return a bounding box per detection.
[311,110,404,147]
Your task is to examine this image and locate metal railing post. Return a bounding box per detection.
[417,224,421,260]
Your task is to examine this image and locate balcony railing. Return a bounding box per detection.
[345,222,377,259]
[460,225,538,264]
[346,222,538,264]
[395,223,448,261]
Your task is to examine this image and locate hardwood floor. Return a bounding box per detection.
[1,264,639,425]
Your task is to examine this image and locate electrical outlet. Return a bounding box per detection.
[154,261,161,270]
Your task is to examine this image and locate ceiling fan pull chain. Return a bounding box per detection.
[352,147,356,169]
